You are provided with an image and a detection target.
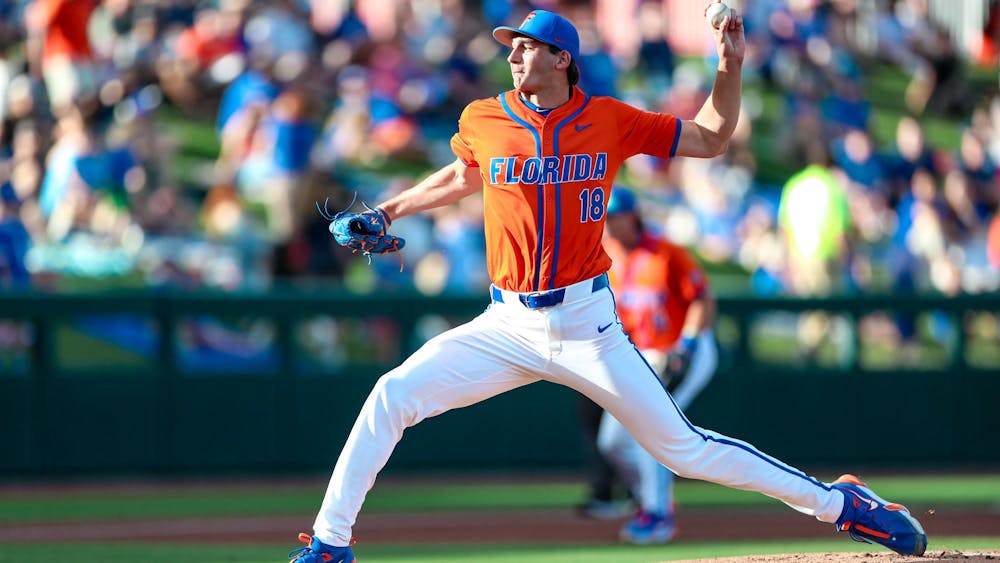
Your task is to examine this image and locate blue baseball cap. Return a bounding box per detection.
[607,187,638,216]
[493,10,580,62]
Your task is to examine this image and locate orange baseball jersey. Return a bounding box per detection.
[604,232,708,350]
[450,87,681,292]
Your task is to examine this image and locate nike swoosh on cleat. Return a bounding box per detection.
[849,489,879,511]
[575,123,592,131]
[598,322,614,333]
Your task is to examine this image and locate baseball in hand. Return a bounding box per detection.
[705,2,731,29]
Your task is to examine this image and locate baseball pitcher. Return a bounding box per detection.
[288,5,926,562]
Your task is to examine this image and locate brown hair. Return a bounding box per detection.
[548,44,579,86]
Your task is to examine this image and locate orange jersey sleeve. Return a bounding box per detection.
[451,88,681,293]
[449,105,479,167]
[606,97,682,160]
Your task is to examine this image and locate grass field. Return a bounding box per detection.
[2,474,998,562]
[2,537,999,563]
[4,474,1000,523]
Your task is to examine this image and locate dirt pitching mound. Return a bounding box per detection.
[663,550,1000,563]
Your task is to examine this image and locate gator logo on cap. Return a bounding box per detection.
[518,10,565,45]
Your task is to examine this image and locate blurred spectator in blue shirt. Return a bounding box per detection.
[309,0,370,44]
[0,181,30,288]
[217,64,282,133]
[432,195,488,293]
[269,92,318,175]
[315,64,421,170]
[819,77,870,137]
[228,89,318,243]
[75,145,140,201]
[244,0,315,66]
[576,22,619,99]
[39,105,142,243]
[882,117,939,203]
[481,0,513,28]
[955,128,997,208]
[39,107,95,238]
[635,1,674,97]
[830,129,886,194]
[895,170,951,291]
[737,197,787,296]
[941,169,991,246]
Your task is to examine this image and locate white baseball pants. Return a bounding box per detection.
[597,330,718,515]
[313,276,844,546]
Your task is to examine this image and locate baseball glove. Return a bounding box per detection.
[660,350,691,393]
[660,337,697,393]
[317,195,406,267]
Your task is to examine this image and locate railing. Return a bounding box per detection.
[2,291,998,476]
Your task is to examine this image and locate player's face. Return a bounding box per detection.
[507,37,559,93]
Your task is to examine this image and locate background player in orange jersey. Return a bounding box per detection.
[289,5,925,562]
[597,187,718,544]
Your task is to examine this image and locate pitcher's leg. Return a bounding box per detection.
[635,331,715,516]
[313,316,539,545]
[637,335,715,515]
[556,337,844,523]
[621,356,842,521]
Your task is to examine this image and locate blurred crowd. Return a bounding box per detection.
[657,0,1000,300]
[0,0,998,298]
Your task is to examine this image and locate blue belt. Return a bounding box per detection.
[491,274,610,309]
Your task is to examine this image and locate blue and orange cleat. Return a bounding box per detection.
[288,533,357,563]
[832,474,927,556]
[619,510,677,545]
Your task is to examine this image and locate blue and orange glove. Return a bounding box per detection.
[318,195,406,264]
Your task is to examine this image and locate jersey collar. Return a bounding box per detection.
[501,86,587,127]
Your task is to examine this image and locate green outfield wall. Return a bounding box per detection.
[1,291,998,476]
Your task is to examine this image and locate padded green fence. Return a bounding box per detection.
[1,291,997,476]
